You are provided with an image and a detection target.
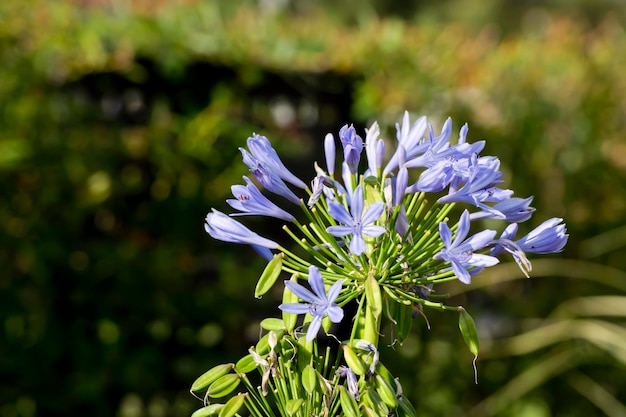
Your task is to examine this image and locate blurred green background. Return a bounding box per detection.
[1,0,626,416]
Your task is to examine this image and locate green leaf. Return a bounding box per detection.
[339,386,360,417]
[235,354,257,374]
[254,253,284,298]
[458,307,480,357]
[191,404,224,417]
[207,374,241,399]
[219,393,247,417]
[260,318,286,331]
[302,364,318,394]
[191,364,234,392]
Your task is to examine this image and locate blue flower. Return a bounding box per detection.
[324,133,336,176]
[279,265,344,342]
[469,196,536,223]
[339,125,363,174]
[240,149,302,205]
[227,177,295,222]
[434,210,499,284]
[336,366,360,400]
[205,209,279,250]
[246,134,306,189]
[494,218,568,256]
[327,185,385,255]
[384,112,428,175]
[364,121,385,177]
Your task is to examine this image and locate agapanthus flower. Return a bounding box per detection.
[336,366,360,400]
[338,125,363,174]
[227,176,295,222]
[326,185,385,255]
[384,112,428,175]
[240,149,302,205]
[246,134,306,189]
[205,209,279,250]
[469,196,535,223]
[279,265,344,342]
[492,218,568,257]
[434,210,499,284]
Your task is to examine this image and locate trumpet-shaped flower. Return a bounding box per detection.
[327,185,385,255]
[204,209,279,250]
[241,149,302,205]
[434,210,499,284]
[246,134,306,189]
[227,177,295,221]
[279,266,343,342]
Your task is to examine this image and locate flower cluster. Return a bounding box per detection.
[197,111,568,417]
[206,112,567,336]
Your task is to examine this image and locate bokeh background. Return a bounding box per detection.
[2,0,626,416]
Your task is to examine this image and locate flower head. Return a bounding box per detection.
[279,266,344,342]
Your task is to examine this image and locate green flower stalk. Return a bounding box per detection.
[195,111,569,417]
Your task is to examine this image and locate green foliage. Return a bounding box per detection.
[1,0,625,416]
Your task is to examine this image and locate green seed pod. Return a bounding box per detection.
[207,374,240,399]
[458,307,480,357]
[342,344,367,376]
[234,354,257,374]
[260,318,286,332]
[339,386,360,417]
[398,397,418,417]
[375,374,398,408]
[254,253,284,298]
[219,393,247,417]
[363,389,389,416]
[191,404,224,417]
[191,363,234,392]
[302,364,318,394]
